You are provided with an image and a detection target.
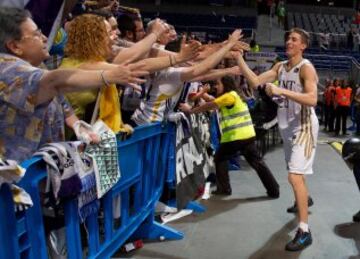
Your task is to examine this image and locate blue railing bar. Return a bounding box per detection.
[64,200,83,259]
[120,190,130,226]
[19,158,48,259]
[88,199,158,258]
[118,123,168,145]
[111,174,141,194]
[103,191,114,243]
[86,214,100,257]
[0,184,20,259]
[186,201,206,213]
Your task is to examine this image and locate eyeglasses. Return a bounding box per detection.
[21,29,43,41]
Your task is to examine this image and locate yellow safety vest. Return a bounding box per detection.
[219,91,256,143]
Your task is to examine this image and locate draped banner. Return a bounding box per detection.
[175,113,214,210]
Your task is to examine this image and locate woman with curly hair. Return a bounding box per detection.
[61,14,124,134]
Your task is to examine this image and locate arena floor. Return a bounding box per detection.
[114,130,359,259]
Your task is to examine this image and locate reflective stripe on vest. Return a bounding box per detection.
[219,91,256,143]
[222,120,254,133]
[220,110,250,122]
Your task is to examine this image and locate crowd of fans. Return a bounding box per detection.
[0,1,257,256]
[0,2,254,163]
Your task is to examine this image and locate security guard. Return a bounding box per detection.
[335,80,352,135]
[180,76,279,197]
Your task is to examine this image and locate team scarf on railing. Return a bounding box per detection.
[34,142,99,221]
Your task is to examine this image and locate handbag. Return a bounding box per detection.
[85,120,121,198]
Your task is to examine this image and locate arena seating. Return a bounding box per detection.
[287,12,359,34]
[275,47,359,71]
[142,12,257,41]
[287,12,360,49]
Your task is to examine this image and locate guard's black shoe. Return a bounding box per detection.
[267,190,280,199]
[285,228,312,251]
[287,196,314,213]
[353,210,360,222]
[211,189,232,196]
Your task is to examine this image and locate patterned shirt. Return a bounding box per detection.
[40,95,74,145]
[0,54,71,162]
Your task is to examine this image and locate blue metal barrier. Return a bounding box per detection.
[64,122,183,258]
[0,184,21,259]
[0,157,48,259]
[166,123,177,188]
[0,122,183,259]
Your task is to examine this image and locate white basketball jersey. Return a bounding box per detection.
[277,59,314,129]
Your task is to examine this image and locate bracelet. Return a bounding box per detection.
[100,70,110,87]
[169,55,174,66]
[169,55,176,66]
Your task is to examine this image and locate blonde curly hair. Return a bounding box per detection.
[65,14,109,61]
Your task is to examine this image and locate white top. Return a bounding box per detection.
[277,58,314,129]
[131,67,185,125]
